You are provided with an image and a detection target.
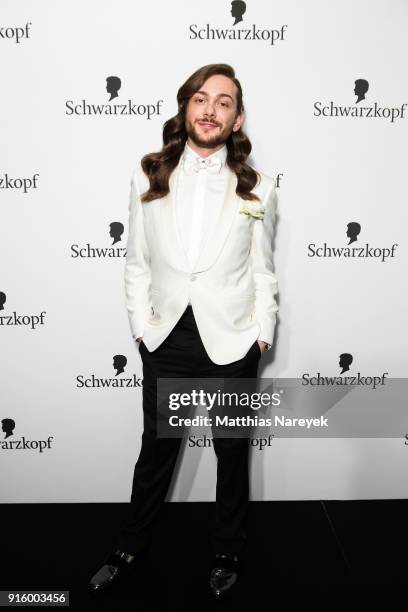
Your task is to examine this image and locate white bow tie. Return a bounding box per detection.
[183,155,223,176]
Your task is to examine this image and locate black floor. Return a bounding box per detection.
[2,501,408,608]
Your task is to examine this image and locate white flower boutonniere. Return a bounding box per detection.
[239,201,265,220]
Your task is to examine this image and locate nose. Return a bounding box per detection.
[202,99,216,119]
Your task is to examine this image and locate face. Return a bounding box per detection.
[185,74,244,149]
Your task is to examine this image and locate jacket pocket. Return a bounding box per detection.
[235,292,255,301]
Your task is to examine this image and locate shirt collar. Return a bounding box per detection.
[182,142,228,169]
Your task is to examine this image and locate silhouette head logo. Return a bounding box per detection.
[109,221,124,245]
[2,418,15,439]
[354,79,369,103]
[231,0,246,25]
[346,222,361,245]
[0,291,6,311]
[113,354,127,376]
[106,76,121,101]
[339,353,353,374]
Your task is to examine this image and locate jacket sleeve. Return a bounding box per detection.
[124,171,152,340]
[250,179,279,348]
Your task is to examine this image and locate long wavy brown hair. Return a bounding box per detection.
[140,63,260,203]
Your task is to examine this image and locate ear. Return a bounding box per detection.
[232,110,244,132]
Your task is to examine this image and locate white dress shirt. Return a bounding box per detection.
[176,142,228,290]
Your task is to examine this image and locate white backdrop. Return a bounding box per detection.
[2,0,408,502]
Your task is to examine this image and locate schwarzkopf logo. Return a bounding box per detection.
[76,355,143,388]
[65,76,164,119]
[1,418,54,453]
[307,223,398,262]
[0,23,32,43]
[189,1,288,46]
[0,173,39,193]
[71,222,127,258]
[0,293,46,330]
[302,354,389,389]
[314,79,407,123]
[188,434,274,450]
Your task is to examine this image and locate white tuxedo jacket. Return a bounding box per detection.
[124,157,279,365]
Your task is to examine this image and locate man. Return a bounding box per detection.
[88,63,279,599]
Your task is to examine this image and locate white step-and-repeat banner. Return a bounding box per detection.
[2,0,408,502]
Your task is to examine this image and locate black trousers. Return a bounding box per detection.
[115,305,261,557]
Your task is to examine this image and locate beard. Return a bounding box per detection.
[185,119,231,150]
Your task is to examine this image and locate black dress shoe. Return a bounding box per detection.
[209,553,239,599]
[88,549,140,592]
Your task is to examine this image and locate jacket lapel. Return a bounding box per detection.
[159,163,191,273]
[159,160,240,274]
[193,168,239,272]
